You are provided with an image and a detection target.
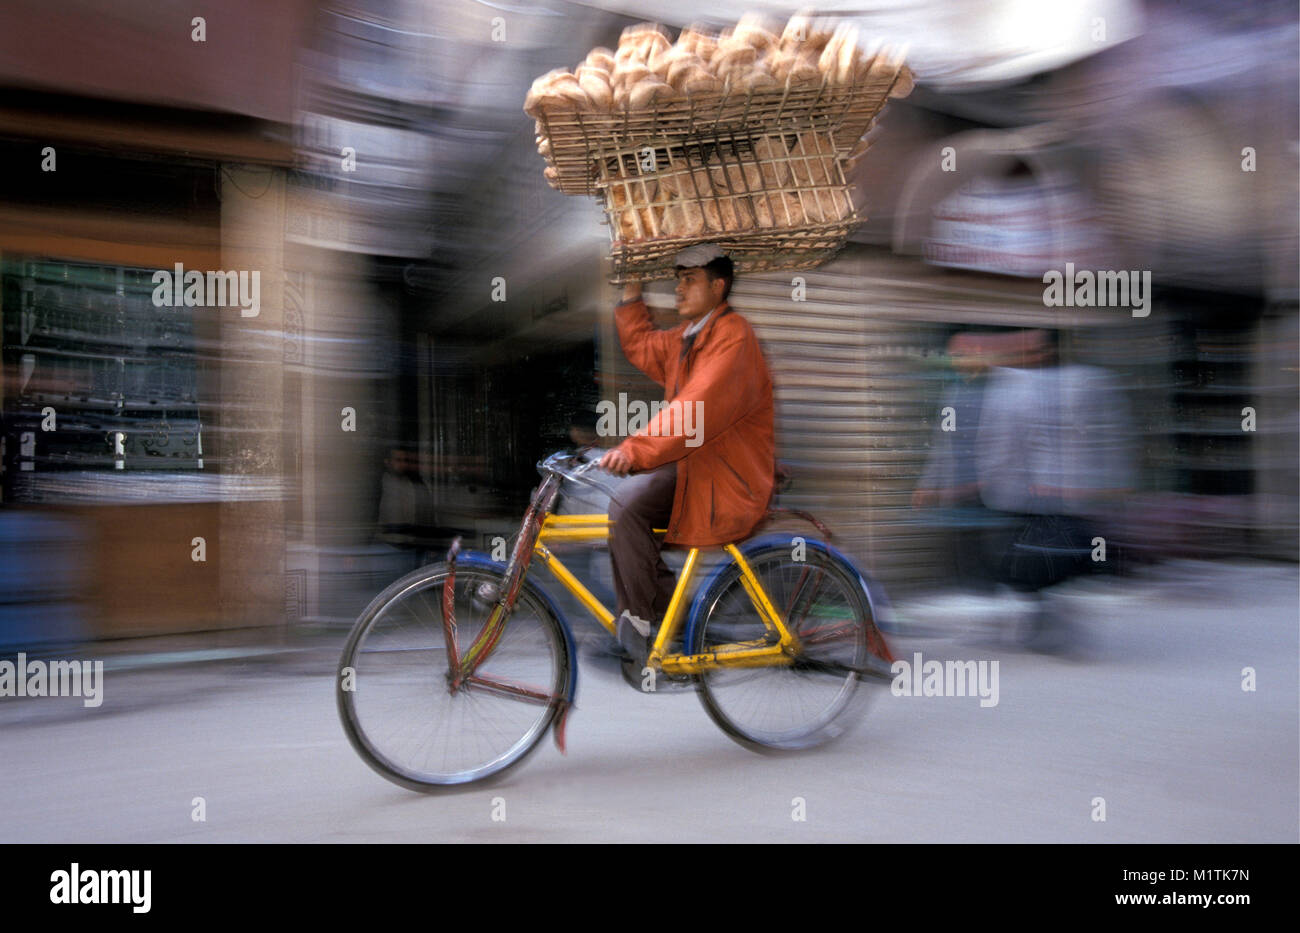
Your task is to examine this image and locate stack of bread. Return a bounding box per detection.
[604,129,853,242]
[525,13,912,122]
[525,12,913,275]
[529,12,912,196]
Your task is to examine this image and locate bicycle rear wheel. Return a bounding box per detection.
[338,562,571,791]
[691,545,879,751]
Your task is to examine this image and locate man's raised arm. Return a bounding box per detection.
[615,280,675,387]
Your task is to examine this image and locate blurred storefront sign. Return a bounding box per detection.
[923,171,1107,279]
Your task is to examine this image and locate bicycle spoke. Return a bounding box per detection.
[339,567,568,788]
[783,564,827,632]
[694,549,871,750]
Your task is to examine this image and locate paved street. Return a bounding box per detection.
[1,561,1295,843]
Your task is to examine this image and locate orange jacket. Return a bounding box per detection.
[614,297,775,547]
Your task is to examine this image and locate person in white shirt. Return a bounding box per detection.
[974,329,1135,653]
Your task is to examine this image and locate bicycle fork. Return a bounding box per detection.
[443,537,529,689]
[438,482,575,751]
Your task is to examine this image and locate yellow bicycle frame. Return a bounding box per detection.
[532,514,801,676]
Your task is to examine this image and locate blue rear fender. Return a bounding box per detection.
[681,534,896,650]
[448,550,579,706]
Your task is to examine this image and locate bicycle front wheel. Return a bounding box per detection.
[691,545,878,752]
[338,562,571,791]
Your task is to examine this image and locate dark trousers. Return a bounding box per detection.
[608,463,677,625]
[983,512,1094,593]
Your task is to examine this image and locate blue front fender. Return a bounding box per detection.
[449,550,579,707]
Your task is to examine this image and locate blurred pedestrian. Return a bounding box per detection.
[975,329,1135,654]
[912,332,1003,592]
[375,445,436,548]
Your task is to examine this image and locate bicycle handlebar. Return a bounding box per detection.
[538,448,627,507]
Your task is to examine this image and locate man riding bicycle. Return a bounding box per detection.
[599,244,776,663]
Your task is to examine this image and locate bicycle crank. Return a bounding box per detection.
[789,653,896,681]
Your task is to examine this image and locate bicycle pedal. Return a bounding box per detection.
[619,656,692,693]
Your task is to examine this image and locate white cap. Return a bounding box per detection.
[674,243,726,268]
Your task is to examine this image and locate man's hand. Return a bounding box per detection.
[621,280,643,302]
[599,447,635,476]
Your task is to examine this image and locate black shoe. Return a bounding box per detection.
[618,646,693,693]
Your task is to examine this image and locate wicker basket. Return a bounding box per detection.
[596,124,860,282]
[532,55,908,281]
[537,69,904,196]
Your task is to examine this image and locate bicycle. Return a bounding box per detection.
[337,449,898,791]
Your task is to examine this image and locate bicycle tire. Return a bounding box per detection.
[690,544,878,752]
[337,561,572,791]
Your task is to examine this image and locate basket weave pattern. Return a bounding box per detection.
[534,64,906,281]
[538,72,900,195]
[597,125,860,282]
